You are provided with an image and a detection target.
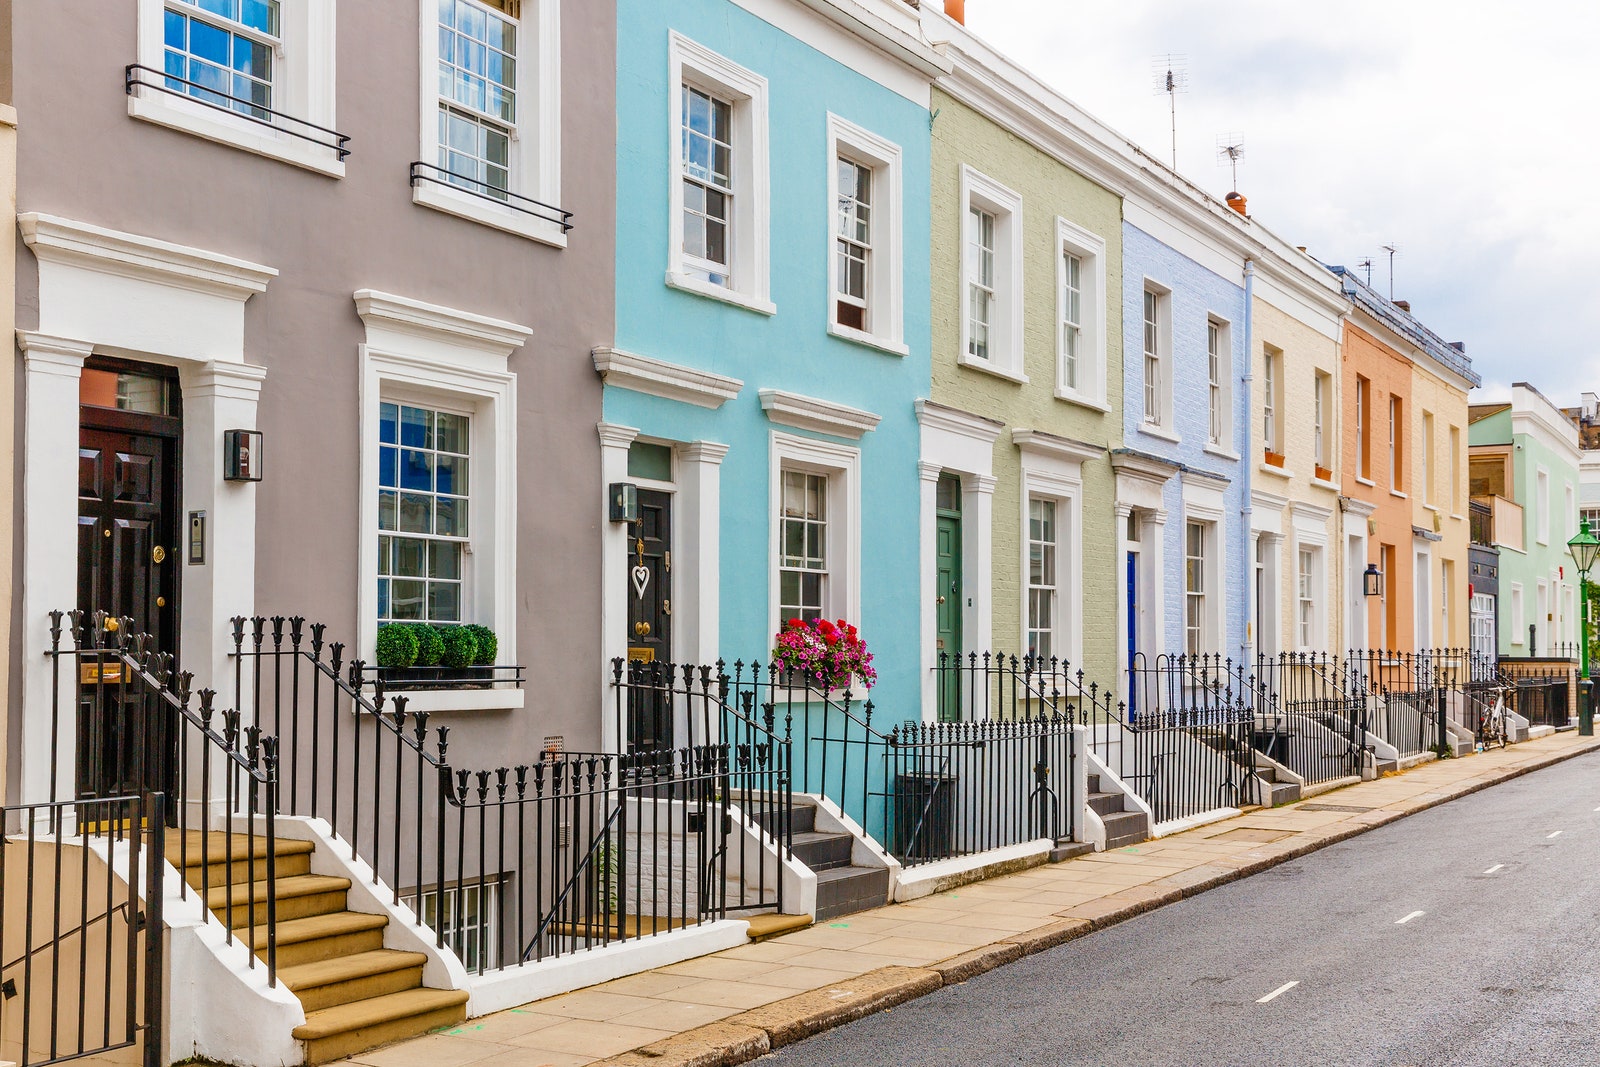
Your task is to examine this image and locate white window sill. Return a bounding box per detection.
[1355,475,1377,488]
[414,181,568,248]
[1451,513,1466,522]
[666,271,776,315]
[1311,478,1341,493]
[1138,423,1181,446]
[1055,390,1111,414]
[1424,503,1440,514]
[1203,444,1240,462]
[957,353,1028,384]
[129,91,346,178]
[1258,463,1293,480]
[1390,489,1408,500]
[383,686,526,714]
[828,322,909,357]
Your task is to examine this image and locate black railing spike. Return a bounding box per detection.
[610,657,624,683]
[198,689,216,728]
[474,770,490,802]
[495,767,509,799]
[310,622,325,660]
[412,710,430,746]
[230,616,246,652]
[329,641,344,674]
[245,724,262,768]
[436,725,450,764]
[514,765,528,798]
[289,616,304,649]
[47,610,63,651]
[455,768,469,801]
[68,608,86,649]
[250,616,265,650]
[270,615,285,649]
[177,671,193,706]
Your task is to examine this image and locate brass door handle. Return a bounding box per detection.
[152,545,166,564]
[937,596,946,605]
[634,621,652,637]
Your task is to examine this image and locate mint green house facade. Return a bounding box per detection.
[915,14,1124,710]
[1468,384,1582,657]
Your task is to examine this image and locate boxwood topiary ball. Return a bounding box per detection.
[411,623,445,667]
[439,625,478,670]
[375,624,419,669]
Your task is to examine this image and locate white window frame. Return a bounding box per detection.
[1025,495,1062,662]
[1262,346,1282,454]
[1355,375,1372,483]
[958,166,1025,382]
[1510,582,1525,643]
[1255,534,1279,658]
[1536,467,1551,545]
[1184,520,1210,657]
[131,0,342,176]
[1313,371,1332,472]
[356,290,526,712]
[1296,545,1325,651]
[1422,410,1436,507]
[402,875,503,972]
[1389,395,1403,492]
[667,33,772,315]
[1054,218,1107,409]
[1140,281,1174,434]
[414,0,563,245]
[825,115,905,356]
[1450,425,1463,515]
[1470,592,1495,657]
[768,433,860,639]
[1205,318,1225,447]
[1414,545,1433,648]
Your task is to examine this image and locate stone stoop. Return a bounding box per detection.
[183,831,468,1065]
[784,803,889,921]
[1088,774,1149,850]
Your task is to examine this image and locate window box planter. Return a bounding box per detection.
[367,664,523,693]
[1315,464,1335,482]
[1264,449,1286,468]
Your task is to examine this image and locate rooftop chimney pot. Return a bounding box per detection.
[1224,192,1247,216]
[944,0,964,23]
[1394,299,1411,313]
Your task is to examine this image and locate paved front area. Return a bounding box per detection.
[330,732,1600,1067]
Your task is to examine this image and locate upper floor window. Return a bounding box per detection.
[681,85,734,287]
[1388,396,1403,490]
[1206,321,1222,445]
[1422,410,1436,505]
[1314,371,1332,472]
[415,0,564,244]
[163,0,278,120]
[1055,219,1107,407]
[130,0,344,175]
[437,0,518,201]
[959,167,1024,380]
[667,34,771,312]
[1141,286,1172,429]
[1356,375,1372,481]
[1262,347,1283,456]
[826,116,905,354]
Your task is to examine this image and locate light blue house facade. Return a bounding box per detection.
[1114,201,1252,687]
[597,0,948,750]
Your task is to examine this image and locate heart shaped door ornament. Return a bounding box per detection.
[632,565,651,600]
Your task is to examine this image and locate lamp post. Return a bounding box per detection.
[1566,519,1600,735]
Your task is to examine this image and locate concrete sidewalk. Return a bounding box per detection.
[330,732,1600,1067]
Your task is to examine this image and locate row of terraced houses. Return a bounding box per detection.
[0,2,1588,1066]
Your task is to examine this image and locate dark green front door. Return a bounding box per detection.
[936,474,963,723]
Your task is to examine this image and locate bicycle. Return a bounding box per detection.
[1476,685,1510,751]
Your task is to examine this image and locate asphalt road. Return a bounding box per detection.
[761,752,1600,1067]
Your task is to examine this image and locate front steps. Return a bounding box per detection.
[787,803,889,921]
[183,831,468,1065]
[1088,774,1150,849]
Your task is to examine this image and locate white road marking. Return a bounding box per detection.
[1484,864,1504,874]
[1396,910,1426,925]
[1547,831,1563,839]
[1257,980,1299,1004]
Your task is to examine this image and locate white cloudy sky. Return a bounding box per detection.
[963,0,1600,405]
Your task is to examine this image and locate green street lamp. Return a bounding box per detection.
[1566,519,1600,735]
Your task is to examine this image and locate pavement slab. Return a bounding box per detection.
[364,730,1600,1067]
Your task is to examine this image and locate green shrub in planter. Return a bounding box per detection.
[411,623,444,667]
[374,624,419,669]
[464,624,498,666]
[439,625,478,670]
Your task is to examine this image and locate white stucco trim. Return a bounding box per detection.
[354,291,526,699]
[131,0,343,177]
[1181,475,1228,657]
[678,441,730,673]
[957,165,1025,381]
[592,347,743,409]
[1014,429,1097,669]
[598,422,641,753]
[916,401,1002,722]
[758,389,881,439]
[1054,216,1108,407]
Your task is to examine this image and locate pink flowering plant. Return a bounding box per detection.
[771,618,877,691]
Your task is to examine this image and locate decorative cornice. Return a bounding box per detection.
[759,389,880,440]
[680,440,731,464]
[1413,525,1444,543]
[1340,495,1378,518]
[791,0,951,79]
[1010,427,1105,465]
[915,398,1004,443]
[1251,487,1290,513]
[20,212,277,300]
[593,347,743,409]
[1289,500,1334,524]
[1109,448,1181,484]
[355,289,531,357]
[596,422,640,449]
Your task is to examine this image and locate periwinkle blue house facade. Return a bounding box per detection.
[1114,204,1251,684]
[596,0,949,750]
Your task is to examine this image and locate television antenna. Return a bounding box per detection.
[1152,55,1188,172]
[1216,134,1244,191]
[1357,258,1374,287]
[1380,243,1399,300]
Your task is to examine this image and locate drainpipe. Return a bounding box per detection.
[1240,258,1255,665]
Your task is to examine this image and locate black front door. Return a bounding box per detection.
[77,364,182,800]
[626,489,673,751]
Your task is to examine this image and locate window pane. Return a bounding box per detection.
[389,580,426,620]
[430,541,461,580]
[393,537,427,579]
[399,493,433,534]
[400,449,434,492]
[379,490,398,531]
[436,454,467,495]
[436,496,467,537]
[429,582,461,622]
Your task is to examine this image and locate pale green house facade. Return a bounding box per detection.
[915,13,1124,712]
[1468,384,1583,657]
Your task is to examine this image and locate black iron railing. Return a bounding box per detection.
[0,793,165,1067]
[355,662,525,692]
[409,161,574,232]
[941,651,1248,827]
[1343,649,1463,758]
[49,611,278,986]
[1512,676,1571,729]
[124,64,351,159]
